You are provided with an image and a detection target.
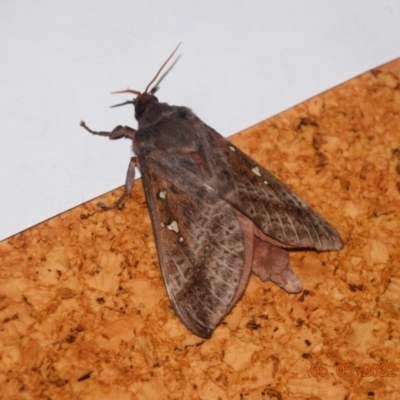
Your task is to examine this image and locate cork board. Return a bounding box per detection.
[1,59,400,399]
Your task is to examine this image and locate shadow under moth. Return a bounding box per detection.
[81,44,343,339]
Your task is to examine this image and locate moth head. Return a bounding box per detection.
[133,92,160,122]
[110,43,180,125]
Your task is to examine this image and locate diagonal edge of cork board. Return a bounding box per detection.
[1,59,400,399]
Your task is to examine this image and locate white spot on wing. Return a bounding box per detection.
[179,236,184,243]
[229,145,236,152]
[203,183,215,192]
[158,190,167,199]
[251,166,261,177]
[264,180,269,185]
[167,220,179,233]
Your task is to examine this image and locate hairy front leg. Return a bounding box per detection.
[80,121,139,209]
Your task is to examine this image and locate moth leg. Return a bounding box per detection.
[80,121,136,140]
[97,157,140,210]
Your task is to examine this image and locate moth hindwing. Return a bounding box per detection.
[81,47,343,338]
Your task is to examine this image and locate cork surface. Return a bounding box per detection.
[1,59,400,399]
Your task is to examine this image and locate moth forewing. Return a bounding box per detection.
[217,136,343,251]
[139,155,250,338]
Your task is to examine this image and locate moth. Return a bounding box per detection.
[81,45,343,338]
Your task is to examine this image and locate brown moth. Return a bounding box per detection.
[81,45,343,339]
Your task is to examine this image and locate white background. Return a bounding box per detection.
[1,1,400,241]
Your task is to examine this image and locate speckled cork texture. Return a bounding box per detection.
[1,59,400,400]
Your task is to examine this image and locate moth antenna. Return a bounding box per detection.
[149,55,181,94]
[144,42,181,94]
[111,89,142,96]
[149,86,159,95]
[110,100,135,108]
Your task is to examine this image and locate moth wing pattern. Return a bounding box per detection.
[139,151,251,339]
[215,133,343,251]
